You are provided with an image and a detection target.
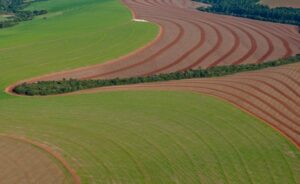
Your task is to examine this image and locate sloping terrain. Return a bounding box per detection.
[0,136,72,184]
[22,0,300,82]
[79,62,300,148]
[0,0,157,89]
[1,91,300,183]
[8,0,300,150]
[1,0,300,183]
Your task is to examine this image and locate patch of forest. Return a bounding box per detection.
[0,0,47,28]
[13,55,300,96]
[194,0,300,26]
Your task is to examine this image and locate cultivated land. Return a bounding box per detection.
[84,62,300,148]
[0,0,157,90]
[1,92,300,183]
[260,0,300,8]
[0,136,71,184]
[21,0,300,81]
[1,0,300,183]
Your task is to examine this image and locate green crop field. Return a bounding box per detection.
[1,92,300,183]
[0,0,300,184]
[0,0,158,90]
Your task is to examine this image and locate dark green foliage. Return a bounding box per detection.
[0,0,24,12]
[13,55,300,96]
[0,19,17,28]
[0,0,48,29]
[194,0,300,26]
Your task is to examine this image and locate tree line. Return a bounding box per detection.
[0,0,48,29]
[194,0,300,26]
[0,0,24,12]
[13,55,300,96]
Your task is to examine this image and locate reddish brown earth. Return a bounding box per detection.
[260,0,300,8]
[4,1,300,178]
[73,62,300,149]
[12,0,300,83]
[0,135,79,184]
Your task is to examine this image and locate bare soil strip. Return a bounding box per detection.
[4,1,300,179]
[7,0,299,83]
[0,135,80,184]
[70,63,300,150]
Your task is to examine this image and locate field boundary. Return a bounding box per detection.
[205,93,300,150]
[11,55,300,96]
[4,0,162,96]
[68,84,300,151]
[3,0,300,169]
[0,134,81,184]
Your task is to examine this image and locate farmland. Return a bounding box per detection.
[1,0,300,183]
[0,0,157,89]
[86,62,300,148]
[0,136,73,184]
[1,91,300,183]
[22,0,300,81]
[260,0,300,8]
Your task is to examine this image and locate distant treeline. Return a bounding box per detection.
[13,55,300,96]
[194,0,300,26]
[0,0,25,12]
[0,0,48,29]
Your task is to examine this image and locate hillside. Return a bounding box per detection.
[0,0,300,183]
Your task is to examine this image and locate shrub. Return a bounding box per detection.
[13,55,300,96]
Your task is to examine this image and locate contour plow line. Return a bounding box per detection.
[69,62,300,150]
[4,0,300,153]
[0,135,81,184]
[4,0,300,183]
[7,0,299,83]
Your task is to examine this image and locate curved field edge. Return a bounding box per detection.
[0,0,159,93]
[70,60,300,150]
[0,91,299,183]
[0,134,79,184]
[0,0,300,183]
[8,0,300,86]
[10,55,300,96]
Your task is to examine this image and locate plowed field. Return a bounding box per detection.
[23,0,300,82]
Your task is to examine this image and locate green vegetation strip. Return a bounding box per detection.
[1,1,300,183]
[1,91,300,183]
[13,55,300,96]
[194,0,300,26]
[0,0,157,91]
[0,0,48,28]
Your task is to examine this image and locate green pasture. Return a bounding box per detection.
[0,0,158,89]
[0,0,299,183]
[0,91,300,183]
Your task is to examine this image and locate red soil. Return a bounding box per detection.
[0,135,80,184]
[73,63,300,150]
[4,2,300,178]
[9,0,299,83]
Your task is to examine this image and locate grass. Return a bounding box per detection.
[0,0,300,183]
[13,55,300,96]
[0,0,158,90]
[0,91,300,183]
